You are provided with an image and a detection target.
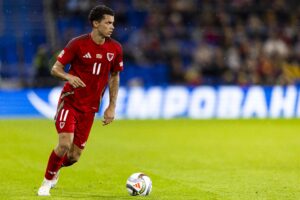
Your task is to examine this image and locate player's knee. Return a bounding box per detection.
[56,143,71,156]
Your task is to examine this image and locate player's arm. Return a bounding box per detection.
[102,71,120,126]
[51,61,86,88]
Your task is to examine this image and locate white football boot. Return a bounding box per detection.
[37,178,52,196]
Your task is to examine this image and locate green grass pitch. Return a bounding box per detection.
[0,119,299,200]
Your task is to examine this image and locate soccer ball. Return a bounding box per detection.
[126,172,152,196]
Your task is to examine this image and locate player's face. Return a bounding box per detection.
[94,15,115,38]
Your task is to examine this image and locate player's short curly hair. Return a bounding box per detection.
[88,5,114,25]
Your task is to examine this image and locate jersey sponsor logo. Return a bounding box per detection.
[96,54,102,59]
[83,52,92,58]
[107,53,114,61]
[58,50,65,58]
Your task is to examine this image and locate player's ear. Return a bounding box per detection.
[92,20,99,28]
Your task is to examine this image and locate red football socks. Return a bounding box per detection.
[44,150,64,180]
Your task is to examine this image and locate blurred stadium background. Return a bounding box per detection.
[1,0,300,118]
[1,1,300,199]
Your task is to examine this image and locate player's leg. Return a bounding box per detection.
[49,132,74,189]
[61,111,95,167]
[47,133,73,178]
[61,143,83,167]
[51,142,83,190]
[54,132,74,157]
[38,133,73,196]
[38,106,76,196]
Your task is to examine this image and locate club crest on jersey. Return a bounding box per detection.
[107,53,114,61]
[59,122,65,129]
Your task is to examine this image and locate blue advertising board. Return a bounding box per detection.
[0,86,300,119]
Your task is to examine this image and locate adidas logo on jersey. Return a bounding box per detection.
[83,52,92,58]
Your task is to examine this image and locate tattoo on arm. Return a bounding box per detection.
[108,72,120,107]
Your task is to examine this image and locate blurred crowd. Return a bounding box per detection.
[48,0,300,86]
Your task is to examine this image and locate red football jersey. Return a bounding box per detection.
[57,34,123,113]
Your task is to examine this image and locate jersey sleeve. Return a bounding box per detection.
[57,39,78,65]
[111,43,124,72]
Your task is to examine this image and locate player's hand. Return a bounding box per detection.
[102,106,115,126]
[66,74,86,88]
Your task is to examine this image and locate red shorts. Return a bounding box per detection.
[55,104,95,149]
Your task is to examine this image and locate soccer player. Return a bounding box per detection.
[37,5,123,196]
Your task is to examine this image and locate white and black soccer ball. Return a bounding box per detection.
[126,172,152,196]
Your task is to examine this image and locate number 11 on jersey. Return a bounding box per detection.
[93,62,101,75]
